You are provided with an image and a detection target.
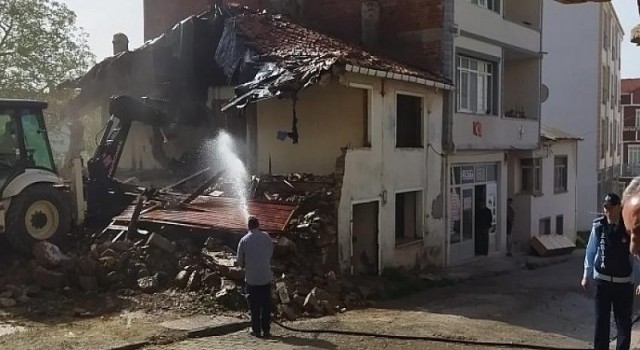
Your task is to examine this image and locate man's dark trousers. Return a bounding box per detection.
[247,283,271,336]
[594,280,633,350]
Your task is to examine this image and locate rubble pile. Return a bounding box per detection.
[0,173,424,320]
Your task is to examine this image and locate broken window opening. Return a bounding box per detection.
[395,190,423,246]
[396,94,423,148]
[362,88,372,147]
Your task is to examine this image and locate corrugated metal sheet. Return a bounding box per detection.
[541,125,582,142]
[114,196,297,234]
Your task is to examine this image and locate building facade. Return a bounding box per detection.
[621,79,640,185]
[141,0,548,266]
[507,126,580,252]
[542,0,623,231]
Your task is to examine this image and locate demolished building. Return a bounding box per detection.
[63,5,453,273]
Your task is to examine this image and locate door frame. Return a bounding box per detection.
[350,198,382,276]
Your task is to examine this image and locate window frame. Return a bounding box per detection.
[520,158,542,195]
[470,0,500,13]
[556,215,564,235]
[456,55,497,116]
[554,155,568,194]
[395,92,424,149]
[539,217,551,235]
[395,190,424,247]
[628,145,640,165]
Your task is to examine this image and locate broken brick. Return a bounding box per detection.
[33,266,65,290]
[146,233,176,254]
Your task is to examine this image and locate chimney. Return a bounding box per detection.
[361,0,380,49]
[112,33,129,55]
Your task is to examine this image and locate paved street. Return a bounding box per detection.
[145,253,640,350]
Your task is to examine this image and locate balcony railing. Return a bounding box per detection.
[622,164,640,177]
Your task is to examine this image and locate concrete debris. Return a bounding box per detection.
[32,241,70,268]
[0,173,431,321]
[0,298,17,308]
[33,266,65,290]
[146,233,176,254]
[137,275,160,294]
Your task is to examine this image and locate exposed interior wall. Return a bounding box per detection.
[256,80,365,175]
[335,73,446,272]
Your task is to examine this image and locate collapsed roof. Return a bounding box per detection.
[64,5,451,121]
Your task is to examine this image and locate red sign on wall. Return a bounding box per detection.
[473,121,482,137]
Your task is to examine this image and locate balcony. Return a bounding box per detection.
[455,0,541,53]
[503,52,541,122]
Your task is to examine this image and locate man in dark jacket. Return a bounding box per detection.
[475,200,493,256]
[583,193,640,350]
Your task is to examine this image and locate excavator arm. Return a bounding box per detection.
[86,95,173,225]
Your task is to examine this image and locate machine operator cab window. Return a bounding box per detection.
[0,106,56,189]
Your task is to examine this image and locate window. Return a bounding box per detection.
[456,56,495,115]
[603,13,610,50]
[20,111,55,171]
[539,217,551,235]
[361,88,372,147]
[396,94,423,148]
[610,120,614,156]
[556,215,564,235]
[600,119,607,159]
[554,156,568,193]
[521,158,541,193]
[470,0,500,13]
[629,146,640,164]
[395,191,423,245]
[635,110,640,130]
[622,94,631,105]
[602,65,610,105]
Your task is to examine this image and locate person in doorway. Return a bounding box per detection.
[506,198,515,257]
[475,200,493,256]
[237,216,273,338]
[582,193,640,350]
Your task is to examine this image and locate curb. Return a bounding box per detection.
[103,320,250,350]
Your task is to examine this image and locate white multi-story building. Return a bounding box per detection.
[542,0,623,231]
[444,0,543,264]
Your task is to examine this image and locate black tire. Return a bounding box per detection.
[5,183,71,254]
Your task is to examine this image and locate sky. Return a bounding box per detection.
[61,0,640,77]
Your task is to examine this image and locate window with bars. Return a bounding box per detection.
[456,56,495,115]
[554,156,568,193]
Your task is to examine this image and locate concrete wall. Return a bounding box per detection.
[503,0,541,30]
[508,140,578,249]
[542,0,600,231]
[331,73,445,271]
[255,81,365,175]
[454,0,541,53]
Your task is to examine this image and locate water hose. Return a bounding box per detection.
[273,319,590,350]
